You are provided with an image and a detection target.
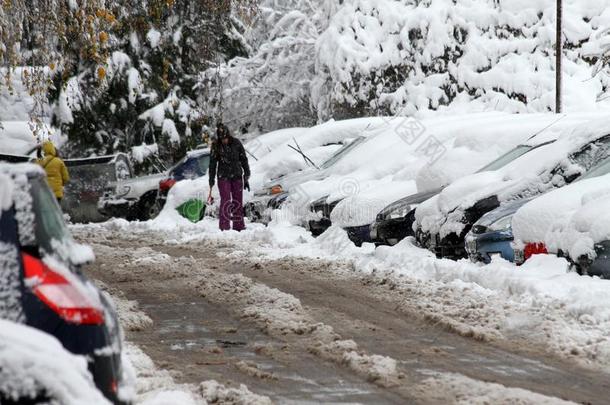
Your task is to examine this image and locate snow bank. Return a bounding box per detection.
[418,371,574,404]
[0,320,109,404]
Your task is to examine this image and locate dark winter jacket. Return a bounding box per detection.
[209,137,250,187]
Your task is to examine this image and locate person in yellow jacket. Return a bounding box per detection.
[37,141,70,202]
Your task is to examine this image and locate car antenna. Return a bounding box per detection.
[526,114,567,141]
[288,138,320,169]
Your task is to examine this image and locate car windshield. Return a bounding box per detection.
[476,145,533,173]
[320,137,366,170]
[578,156,610,180]
[172,153,211,179]
[29,176,72,254]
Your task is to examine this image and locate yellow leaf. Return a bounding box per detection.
[97,66,106,80]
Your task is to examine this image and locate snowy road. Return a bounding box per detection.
[75,224,610,404]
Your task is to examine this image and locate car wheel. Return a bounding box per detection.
[139,197,162,221]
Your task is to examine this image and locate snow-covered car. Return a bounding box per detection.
[247,135,368,224]
[415,117,610,260]
[370,139,554,247]
[99,171,167,221]
[0,320,111,405]
[512,157,610,277]
[0,163,129,404]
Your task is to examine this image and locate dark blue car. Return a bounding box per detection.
[0,163,128,404]
[465,198,532,264]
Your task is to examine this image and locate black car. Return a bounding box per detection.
[0,163,128,404]
[370,188,442,246]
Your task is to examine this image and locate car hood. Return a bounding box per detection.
[263,167,324,191]
[475,197,534,228]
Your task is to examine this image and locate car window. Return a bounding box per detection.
[476,145,533,173]
[578,155,610,180]
[197,154,210,175]
[174,158,199,180]
[29,177,71,254]
[320,137,366,170]
[570,135,610,172]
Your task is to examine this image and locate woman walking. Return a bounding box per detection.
[208,123,250,231]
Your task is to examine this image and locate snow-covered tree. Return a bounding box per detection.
[199,0,341,133]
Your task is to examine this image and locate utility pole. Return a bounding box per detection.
[556,0,563,113]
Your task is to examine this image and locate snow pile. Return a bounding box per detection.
[123,343,200,405]
[417,372,575,404]
[198,381,272,405]
[553,192,610,259]
[0,320,110,404]
[510,172,610,260]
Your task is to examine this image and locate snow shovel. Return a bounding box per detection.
[176,198,206,223]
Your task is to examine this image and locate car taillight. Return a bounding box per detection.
[523,242,548,262]
[22,253,104,325]
[159,178,177,193]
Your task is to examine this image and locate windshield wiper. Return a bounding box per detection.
[288,137,319,170]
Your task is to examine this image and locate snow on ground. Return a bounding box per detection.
[76,214,610,372]
[96,279,273,405]
[416,371,575,405]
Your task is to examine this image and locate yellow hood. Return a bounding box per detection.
[42,141,56,157]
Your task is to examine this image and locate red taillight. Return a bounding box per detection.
[22,253,104,325]
[523,242,548,262]
[159,178,177,193]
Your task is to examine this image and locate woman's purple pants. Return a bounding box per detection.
[218,179,245,231]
